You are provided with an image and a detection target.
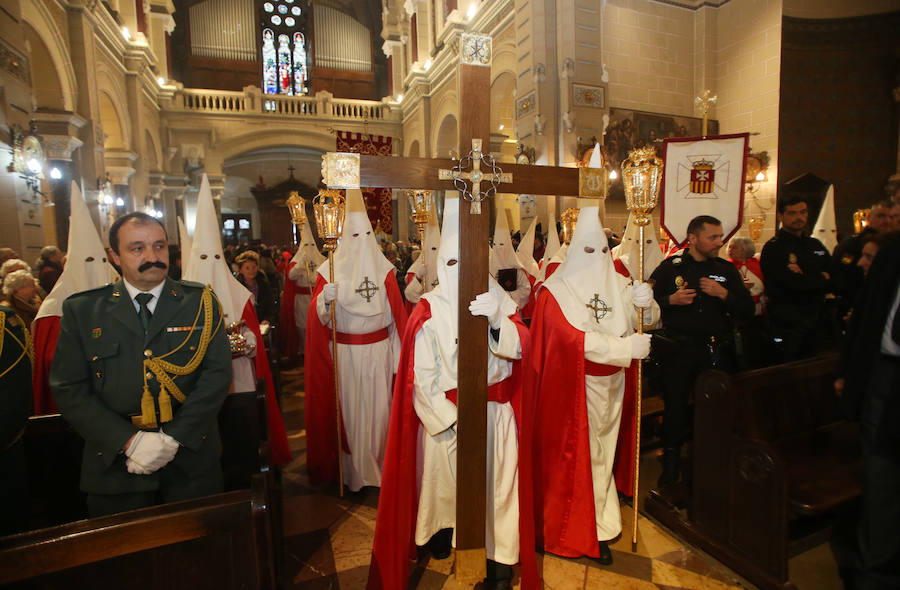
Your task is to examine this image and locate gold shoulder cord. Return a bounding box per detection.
[140,287,224,426]
[0,311,32,380]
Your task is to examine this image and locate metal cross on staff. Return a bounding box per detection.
[439,139,512,214]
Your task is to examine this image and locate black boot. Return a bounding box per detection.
[592,540,613,566]
[484,560,513,590]
[426,528,453,559]
[658,446,681,487]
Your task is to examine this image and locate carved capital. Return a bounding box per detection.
[43,135,85,161]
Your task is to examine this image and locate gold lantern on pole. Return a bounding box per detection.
[620,146,664,551]
[560,207,579,245]
[407,189,434,244]
[313,188,347,496]
[286,191,308,236]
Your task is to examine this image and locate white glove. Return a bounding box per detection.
[125,431,179,475]
[628,333,652,360]
[323,282,338,303]
[631,281,654,309]
[469,291,504,329]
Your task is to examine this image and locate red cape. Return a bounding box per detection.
[520,273,536,321]
[242,300,293,466]
[32,314,61,415]
[280,261,300,358]
[304,271,408,485]
[530,289,636,558]
[367,299,539,590]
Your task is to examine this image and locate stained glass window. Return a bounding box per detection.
[259,0,309,96]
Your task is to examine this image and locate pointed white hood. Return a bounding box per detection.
[544,205,629,336]
[177,216,192,265]
[813,185,838,252]
[516,217,541,278]
[490,207,523,274]
[543,207,562,265]
[290,222,326,285]
[36,182,113,320]
[317,188,395,316]
[612,213,665,281]
[182,174,250,324]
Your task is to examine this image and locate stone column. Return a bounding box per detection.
[34,110,88,247]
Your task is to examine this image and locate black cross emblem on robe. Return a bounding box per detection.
[586,293,612,323]
[355,276,379,303]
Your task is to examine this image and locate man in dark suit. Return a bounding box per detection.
[841,235,900,589]
[51,212,232,517]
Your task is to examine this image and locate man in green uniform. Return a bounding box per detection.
[51,212,232,517]
[0,304,33,534]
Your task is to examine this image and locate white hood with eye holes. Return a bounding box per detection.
[290,221,326,282]
[543,205,629,336]
[316,188,396,317]
[182,174,251,325]
[612,212,664,281]
[36,181,114,321]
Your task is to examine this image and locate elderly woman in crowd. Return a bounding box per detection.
[727,236,765,316]
[36,246,64,293]
[235,250,277,325]
[1,269,44,327]
[0,259,32,281]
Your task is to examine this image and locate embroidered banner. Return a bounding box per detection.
[335,131,393,234]
[660,133,749,247]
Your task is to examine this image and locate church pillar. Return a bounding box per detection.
[163,174,189,243]
[149,7,176,82]
[66,3,104,194]
[34,110,88,248]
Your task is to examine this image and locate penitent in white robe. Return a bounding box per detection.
[289,262,317,354]
[412,310,523,565]
[556,274,660,541]
[316,285,402,492]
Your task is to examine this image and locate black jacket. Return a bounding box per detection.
[760,229,836,330]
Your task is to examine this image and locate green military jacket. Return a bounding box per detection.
[50,278,232,495]
[0,305,32,449]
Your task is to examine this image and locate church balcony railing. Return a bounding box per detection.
[170,87,400,124]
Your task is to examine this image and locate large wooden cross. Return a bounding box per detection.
[323,33,607,584]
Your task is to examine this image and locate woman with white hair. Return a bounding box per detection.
[727,236,765,316]
[0,259,31,280]
[1,269,43,327]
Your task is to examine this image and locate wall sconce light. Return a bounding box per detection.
[9,121,45,202]
[744,150,770,199]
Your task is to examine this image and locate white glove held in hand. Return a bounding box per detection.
[631,282,654,309]
[628,333,652,360]
[469,291,504,329]
[323,282,338,303]
[125,431,179,475]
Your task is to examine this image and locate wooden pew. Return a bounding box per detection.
[0,473,275,589]
[645,352,861,590]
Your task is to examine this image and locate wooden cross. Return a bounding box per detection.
[322,32,610,584]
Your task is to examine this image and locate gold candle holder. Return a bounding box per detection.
[407,189,433,243]
[286,191,308,231]
[313,188,347,497]
[853,208,871,234]
[561,207,579,245]
[314,189,346,252]
[748,215,765,242]
[620,145,664,552]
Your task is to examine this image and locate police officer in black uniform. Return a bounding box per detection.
[760,196,837,362]
[650,215,754,486]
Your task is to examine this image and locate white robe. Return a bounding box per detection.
[316,282,402,491]
[566,275,660,541]
[412,314,522,565]
[232,326,257,394]
[289,262,317,354]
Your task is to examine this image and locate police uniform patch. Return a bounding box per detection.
[675,275,685,288]
[92,328,102,339]
[841,254,854,265]
[788,253,798,264]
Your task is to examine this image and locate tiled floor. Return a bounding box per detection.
[277,364,843,589]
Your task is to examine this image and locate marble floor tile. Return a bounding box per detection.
[536,554,588,590]
[584,567,660,589]
[651,560,741,590]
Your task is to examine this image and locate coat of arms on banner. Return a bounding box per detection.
[660,133,750,247]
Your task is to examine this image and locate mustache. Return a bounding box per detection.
[138,261,168,273]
